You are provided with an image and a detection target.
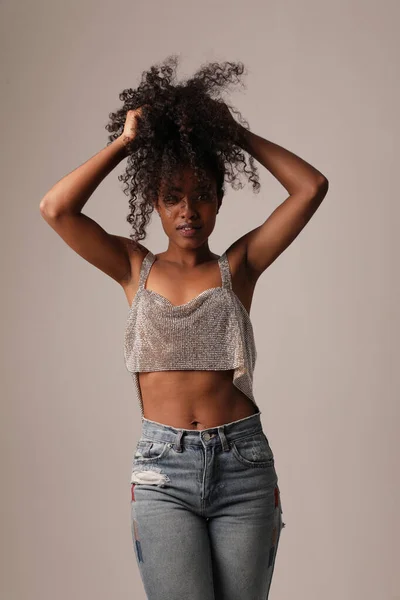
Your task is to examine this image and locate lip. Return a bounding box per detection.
[177,226,202,237]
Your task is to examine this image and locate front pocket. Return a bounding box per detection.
[230,432,275,468]
[133,439,172,462]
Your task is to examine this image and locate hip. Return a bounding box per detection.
[130,411,284,519]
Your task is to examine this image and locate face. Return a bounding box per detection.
[154,165,220,245]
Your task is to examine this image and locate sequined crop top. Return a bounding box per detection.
[124,250,258,419]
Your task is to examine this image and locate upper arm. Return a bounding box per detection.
[241,179,329,279]
[39,206,136,284]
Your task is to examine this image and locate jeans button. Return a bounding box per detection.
[203,432,211,441]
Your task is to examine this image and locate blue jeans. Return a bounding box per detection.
[130,411,285,599]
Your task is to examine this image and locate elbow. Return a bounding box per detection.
[310,176,329,201]
[39,198,47,214]
[39,196,62,220]
[316,175,329,192]
[300,176,329,200]
[319,175,329,189]
[319,177,329,201]
[39,198,53,219]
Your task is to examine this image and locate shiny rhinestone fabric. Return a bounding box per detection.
[124,250,259,420]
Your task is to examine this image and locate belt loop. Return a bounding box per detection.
[217,425,230,452]
[174,430,184,452]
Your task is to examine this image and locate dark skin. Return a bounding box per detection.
[121,165,260,429]
[41,106,328,429]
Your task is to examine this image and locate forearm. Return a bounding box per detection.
[39,136,130,217]
[238,126,327,195]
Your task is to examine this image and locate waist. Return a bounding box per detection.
[140,410,264,443]
[138,370,257,429]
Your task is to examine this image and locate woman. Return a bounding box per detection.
[40,56,329,599]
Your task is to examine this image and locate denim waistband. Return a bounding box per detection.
[140,411,264,453]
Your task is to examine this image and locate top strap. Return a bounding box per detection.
[219,251,232,290]
[138,250,156,290]
[139,250,232,290]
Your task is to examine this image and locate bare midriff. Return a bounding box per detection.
[138,369,258,430]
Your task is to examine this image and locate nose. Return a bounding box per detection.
[179,197,199,217]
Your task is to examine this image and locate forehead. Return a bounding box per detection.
[161,166,214,193]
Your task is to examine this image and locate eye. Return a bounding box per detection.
[197,192,211,201]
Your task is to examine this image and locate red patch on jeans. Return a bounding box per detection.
[274,485,279,507]
[131,483,136,501]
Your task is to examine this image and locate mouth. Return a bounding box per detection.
[177,225,202,237]
[176,225,202,231]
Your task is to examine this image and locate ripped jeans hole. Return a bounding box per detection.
[131,467,170,486]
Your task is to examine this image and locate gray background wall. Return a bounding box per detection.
[1,0,399,598]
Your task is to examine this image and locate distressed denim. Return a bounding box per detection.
[129,410,285,600]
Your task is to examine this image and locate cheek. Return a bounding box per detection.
[204,204,218,222]
[163,208,175,219]
[158,204,173,218]
[159,207,178,226]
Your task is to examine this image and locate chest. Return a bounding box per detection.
[122,251,257,315]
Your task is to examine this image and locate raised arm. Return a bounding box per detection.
[39,109,145,284]
[234,122,329,278]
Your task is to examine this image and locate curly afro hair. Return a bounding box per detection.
[105,54,261,247]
